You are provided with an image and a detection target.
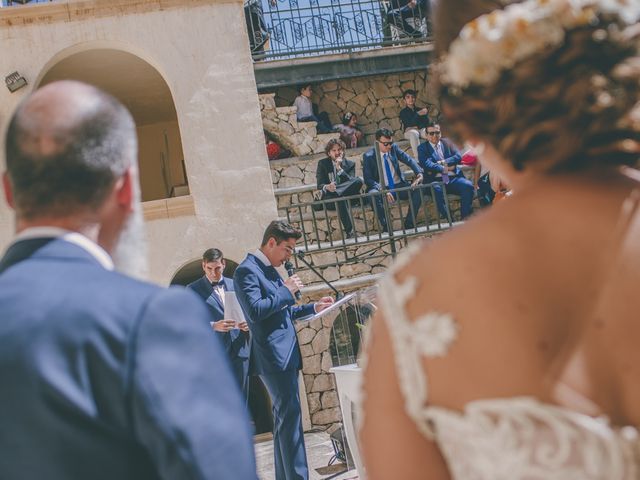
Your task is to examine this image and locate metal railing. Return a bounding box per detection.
[284,182,459,274]
[1,0,53,6]
[247,0,431,60]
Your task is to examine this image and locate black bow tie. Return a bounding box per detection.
[211,281,224,288]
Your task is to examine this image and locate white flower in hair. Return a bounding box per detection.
[439,0,640,90]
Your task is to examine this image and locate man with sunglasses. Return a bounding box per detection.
[363,128,424,233]
[234,221,334,480]
[418,122,474,219]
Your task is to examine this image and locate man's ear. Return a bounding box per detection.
[114,168,134,212]
[3,172,15,209]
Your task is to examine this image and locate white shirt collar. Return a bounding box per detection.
[13,227,114,271]
[430,141,440,149]
[253,248,272,267]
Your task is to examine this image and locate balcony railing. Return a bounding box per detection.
[247,0,431,61]
[1,0,53,6]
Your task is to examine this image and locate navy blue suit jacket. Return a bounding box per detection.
[233,254,315,375]
[417,139,463,183]
[363,143,422,192]
[187,275,250,360]
[0,238,257,480]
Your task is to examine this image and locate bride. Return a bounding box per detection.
[361,0,640,478]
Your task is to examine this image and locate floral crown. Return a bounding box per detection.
[439,0,640,92]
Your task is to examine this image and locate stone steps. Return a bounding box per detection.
[260,93,341,157]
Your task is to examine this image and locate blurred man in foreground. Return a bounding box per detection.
[0,81,258,480]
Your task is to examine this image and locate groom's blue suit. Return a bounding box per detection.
[0,237,258,480]
[234,253,315,480]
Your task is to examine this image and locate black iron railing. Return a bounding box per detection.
[247,0,431,60]
[284,182,457,251]
[1,0,53,6]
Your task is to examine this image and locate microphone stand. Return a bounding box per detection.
[296,251,344,300]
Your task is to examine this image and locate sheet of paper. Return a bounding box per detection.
[224,291,248,329]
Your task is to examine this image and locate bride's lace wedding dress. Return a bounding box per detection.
[376,237,640,480]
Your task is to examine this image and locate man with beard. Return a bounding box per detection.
[0,81,258,480]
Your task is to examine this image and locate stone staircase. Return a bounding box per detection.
[260,93,340,157]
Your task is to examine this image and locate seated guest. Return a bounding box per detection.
[363,128,424,232]
[387,0,430,39]
[316,139,364,239]
[417,121,474,219]
[187,248,251,399]
[334,112,363,148]
[399,89,430,159]
[293,84,333,134]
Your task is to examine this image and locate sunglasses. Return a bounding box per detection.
[426,131,442,136]
[378,141,394,147]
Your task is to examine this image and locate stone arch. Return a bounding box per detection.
[169,256,240,287]
[37,43,188,202]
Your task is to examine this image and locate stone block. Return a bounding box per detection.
[351,92,370,108]
[281,165,305,179]
[323,80,339,92]
[372,265,387,275]
[339,90,356,102]
[311,373,333,393]
[400,81,415,93]
[322,266,340,282]
[321,390,340,409]
[298,327,316,345]
[311,328,330,354]
[300,343,314,358]
[379,98,400,110]
[340,262,372,278]
[387,117,402,132]
[388,86,403,98]
[312,407,342,426]
[321,351,333,371]
[302,354,322,375]
[307,392,321,414]
[310,250,337,266]
[303,374,315,393]
[351,79,368,94]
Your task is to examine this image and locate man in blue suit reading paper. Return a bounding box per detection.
[234,221,334,480]
[188,248,251,398]
[0,81,257,480]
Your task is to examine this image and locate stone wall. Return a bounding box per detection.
[272,71,439,146]
[295,236,428,432]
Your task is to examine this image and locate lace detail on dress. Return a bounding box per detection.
[426,397,640,480]
[376,240,459,439]
[373,237,640,479]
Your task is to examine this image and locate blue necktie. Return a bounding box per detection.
[383,153,396,195]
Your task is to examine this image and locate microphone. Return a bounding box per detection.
[284,261,302,300]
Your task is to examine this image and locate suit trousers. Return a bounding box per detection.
[322,177,364,235]
[231,357,250,402]
[369,181,424,231]
[260,370,308,480]
[429,176,475,219]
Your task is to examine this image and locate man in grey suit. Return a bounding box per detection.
[0,81,258,480]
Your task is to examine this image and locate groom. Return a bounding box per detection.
[234,221,333,480]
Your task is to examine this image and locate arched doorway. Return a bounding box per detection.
[38,48,188,202]
[171,257,274,436]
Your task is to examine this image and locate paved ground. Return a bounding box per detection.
[256,431,359,480]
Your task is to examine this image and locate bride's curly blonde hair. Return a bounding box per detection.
[434,0,640,172]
